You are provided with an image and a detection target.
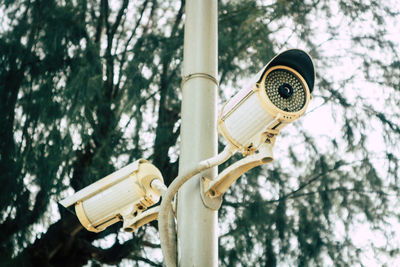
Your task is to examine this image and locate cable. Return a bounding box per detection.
[158,145,235,267]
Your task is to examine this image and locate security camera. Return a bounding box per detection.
[59,159,165,233]
[200,49,315,209]
[218,49,315,155]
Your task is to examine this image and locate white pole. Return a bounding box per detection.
[177,0,218,266]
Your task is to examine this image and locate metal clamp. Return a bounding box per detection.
[181,73,219,89]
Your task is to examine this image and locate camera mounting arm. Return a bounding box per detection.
[122,206,160,232]
[201,142,274,210]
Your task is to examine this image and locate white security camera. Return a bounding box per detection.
[59,159,165,233]
[218,49,315,155]
[200,49,316,209]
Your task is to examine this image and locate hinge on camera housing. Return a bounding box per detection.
[243,113,282,156]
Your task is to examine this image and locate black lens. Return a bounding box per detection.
[278,83,294,99]
[264,69,306,112]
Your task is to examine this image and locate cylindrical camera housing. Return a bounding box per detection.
[218,49,315,154]
[72,160,163,232]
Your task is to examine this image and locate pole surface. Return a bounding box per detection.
[177,0,218,266]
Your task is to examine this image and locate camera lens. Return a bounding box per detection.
[278,83,294,98]
[264,68,306,112]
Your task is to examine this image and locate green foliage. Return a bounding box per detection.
[0,0,399,266]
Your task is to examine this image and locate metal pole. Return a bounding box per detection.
[177,0,218,266]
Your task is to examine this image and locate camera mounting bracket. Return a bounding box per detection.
[122,206,160,232]
[201,142,274,210]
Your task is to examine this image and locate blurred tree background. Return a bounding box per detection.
[1,0,399,266]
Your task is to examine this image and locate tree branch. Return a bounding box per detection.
[110,0,129,40]
[75,237,161,266]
